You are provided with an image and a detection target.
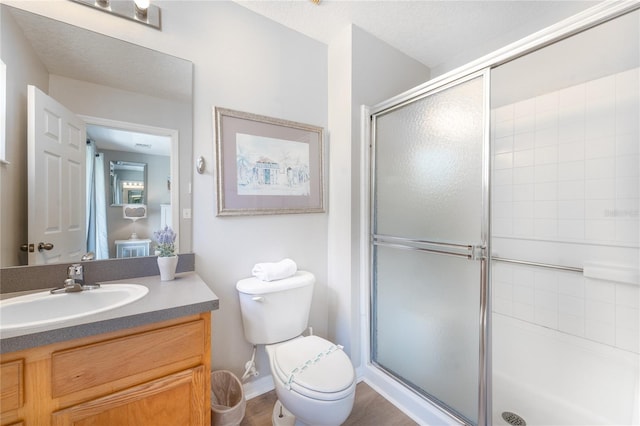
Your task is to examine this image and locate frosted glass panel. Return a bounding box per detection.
[371,73,486,424]
[373,245,481,421]
[375,76,484,243]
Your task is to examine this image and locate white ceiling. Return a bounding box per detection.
[7,5,192,103]
[86,125,171,156]
[238,0,638,108]
[232,0,600,74]
[8,1,609,154]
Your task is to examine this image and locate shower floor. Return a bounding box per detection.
[492,313,639,425]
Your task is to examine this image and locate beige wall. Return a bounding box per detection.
[2,1,430,384]
[1,7,49,267]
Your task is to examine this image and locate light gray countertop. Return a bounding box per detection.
[0,272,219,354]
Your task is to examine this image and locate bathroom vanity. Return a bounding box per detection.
[0,272,218,426]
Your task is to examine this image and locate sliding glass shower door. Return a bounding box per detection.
[371,72,489,425]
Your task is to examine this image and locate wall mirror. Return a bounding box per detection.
[1,4,193,266]
[110,161,147,206]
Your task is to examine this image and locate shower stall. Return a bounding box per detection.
[366,3,639,425]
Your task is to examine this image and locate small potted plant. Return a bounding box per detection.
[154,226,177,281]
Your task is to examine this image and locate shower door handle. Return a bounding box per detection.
[373,234,485,260]
[470,244,487,261]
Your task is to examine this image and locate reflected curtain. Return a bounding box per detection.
[86,140,109,259]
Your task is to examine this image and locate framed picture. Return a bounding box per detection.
[214,107,325,216]
[1,60,6,164]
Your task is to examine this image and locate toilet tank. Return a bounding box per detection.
[236,271,314,345]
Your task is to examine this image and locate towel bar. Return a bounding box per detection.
[492,256,583,273]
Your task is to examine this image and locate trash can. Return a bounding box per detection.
[211,370,246,426]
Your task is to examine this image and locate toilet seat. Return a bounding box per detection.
[272,335,355,401]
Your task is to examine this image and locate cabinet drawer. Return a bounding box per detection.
[52,366,207,426]
[51,320,205,398]
[0,359,24,413]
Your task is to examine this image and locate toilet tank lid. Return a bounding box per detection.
[236,271,315,295]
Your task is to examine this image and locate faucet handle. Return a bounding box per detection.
[67,263,83,278]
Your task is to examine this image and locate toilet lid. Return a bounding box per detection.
[273,335,355,400]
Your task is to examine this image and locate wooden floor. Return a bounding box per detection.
[239,382,417,426]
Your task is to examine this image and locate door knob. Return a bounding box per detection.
[38,242,54,251]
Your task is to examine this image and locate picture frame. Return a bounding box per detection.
[214,107,325,216]
[1,60,7,164]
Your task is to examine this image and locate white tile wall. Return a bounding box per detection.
[492,68,640,246]
[491,68,640,354]
[492,262,640,353]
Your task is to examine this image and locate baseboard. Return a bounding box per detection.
[243,374,275,400]
[355,365,366,383]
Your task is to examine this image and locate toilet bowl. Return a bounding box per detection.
[266,335,356,426]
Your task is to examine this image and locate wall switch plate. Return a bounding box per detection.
[183,208,191,219]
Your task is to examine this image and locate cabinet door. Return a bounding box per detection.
[0,360,23,414]
[51,366,207,426]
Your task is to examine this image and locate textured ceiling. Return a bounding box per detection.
[5,5,188,153]
[86,125,171,156]
[8,1,601,96]
[6,5,192,103]
[7,1,605,151]
[233,0,600,74]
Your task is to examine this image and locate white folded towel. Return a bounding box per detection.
[252,258,297,282]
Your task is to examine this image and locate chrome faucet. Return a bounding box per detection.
[50,263,100,294]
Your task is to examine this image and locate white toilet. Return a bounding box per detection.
[236,271,356,426]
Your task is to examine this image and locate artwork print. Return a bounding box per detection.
[236,133,310,196]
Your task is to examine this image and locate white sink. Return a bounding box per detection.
[0,284,149,331]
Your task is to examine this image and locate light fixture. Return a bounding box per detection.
[123,181,144,189]
[134,0,150,20]
[69,0,161,30]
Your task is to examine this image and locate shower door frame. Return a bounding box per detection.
[361,2,640,425]
[369,69,492,426]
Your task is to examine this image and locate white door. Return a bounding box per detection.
[28,85,86,265]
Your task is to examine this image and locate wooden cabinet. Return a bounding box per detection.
[0,313,211,426]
